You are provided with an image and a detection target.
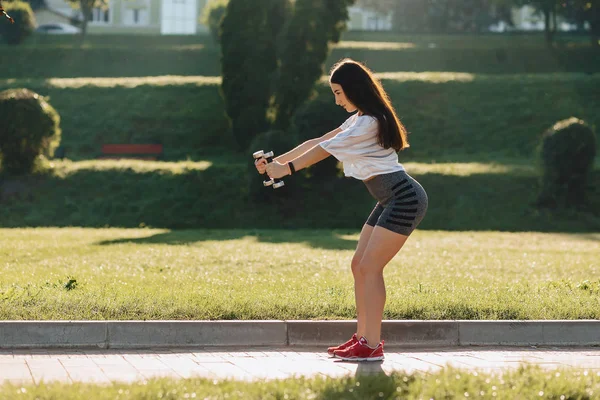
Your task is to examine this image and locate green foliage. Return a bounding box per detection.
[200,0,229,43]
[536,117,597,208]
[565,0,600,46]
[272,0,353,130]
[0,88,61,175]
[0,1,35,45]
[391,0,428,32]
[290,94,348,180]
[219,0,353,149]
[513,0,559,44]
[18,0,46,10]
[390,0,502,33]
[64,0,109,38]
[219,0,290,151]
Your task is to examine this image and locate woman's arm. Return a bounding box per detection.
[290,144,331,172]
[273,138,319,164]
[274,127,342,164]
[266,143,331,179]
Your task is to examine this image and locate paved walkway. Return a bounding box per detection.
[1,346,600,385]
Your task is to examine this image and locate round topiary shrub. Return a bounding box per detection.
[0,1,36,45]
[0,88,61,175]
[536,117,597,208]
[290,94,349,181]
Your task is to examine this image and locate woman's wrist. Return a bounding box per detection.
[287,161,296,175]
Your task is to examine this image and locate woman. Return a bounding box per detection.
[255,58,428,361]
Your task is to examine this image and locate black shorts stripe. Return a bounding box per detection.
[392,208,418,213]
[387,219,413,228]
[390,179,408,191]
[396,191,417,201]
[389,214,416,221]
[394,184,413,196]
[396,200,419,206]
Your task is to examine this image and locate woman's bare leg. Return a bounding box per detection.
[358,226,409,345]
[351,224,374,338]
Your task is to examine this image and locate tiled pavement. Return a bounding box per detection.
[1,346,600,385]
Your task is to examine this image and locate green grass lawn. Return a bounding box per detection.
[1,365,599,399]
[0,227,598,320]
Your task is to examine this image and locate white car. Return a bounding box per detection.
[35,23,81,34]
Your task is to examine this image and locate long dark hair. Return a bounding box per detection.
[329,59,409,151]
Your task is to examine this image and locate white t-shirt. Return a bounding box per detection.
[319,113,405,181]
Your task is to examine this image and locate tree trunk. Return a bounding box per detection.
[544,7,554,46]
[592,7,600,48]
[592,23,600,48]
[552,2,557,34]
[79,0,91,43]
[442,0,451,32]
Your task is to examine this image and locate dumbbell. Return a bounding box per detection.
[252,150,285,189]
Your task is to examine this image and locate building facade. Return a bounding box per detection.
[347,5,393,31]
[35,1,580,35]
[36,0,209,34]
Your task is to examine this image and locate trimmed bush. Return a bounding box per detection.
[272,0,352,129]
[220,0,289,151]
[290,95,348,181]
[0,1,35,45]
[536,117,597,208]
[0,88,61,175]
[200,0,229,43]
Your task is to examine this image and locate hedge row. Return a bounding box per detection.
[0,74,598,161]
[1,162,598,231]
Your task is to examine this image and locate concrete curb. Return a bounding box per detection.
[1,320,599,349]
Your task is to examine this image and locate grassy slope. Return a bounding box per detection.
[3,32,599,77]
[0,73,598,161]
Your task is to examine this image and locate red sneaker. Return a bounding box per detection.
[327,333,358,356]
[333,336,384,361]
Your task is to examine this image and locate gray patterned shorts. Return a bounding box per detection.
[363,170,428,236]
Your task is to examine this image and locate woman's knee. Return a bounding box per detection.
[357,260,385,277]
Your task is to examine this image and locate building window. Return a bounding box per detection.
[124,8,149,25]
[89,7,110,24]
[123,0,150,26]
[161,0,197,34]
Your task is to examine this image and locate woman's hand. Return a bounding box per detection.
[254,157,267,174]
[265,161,290,179]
